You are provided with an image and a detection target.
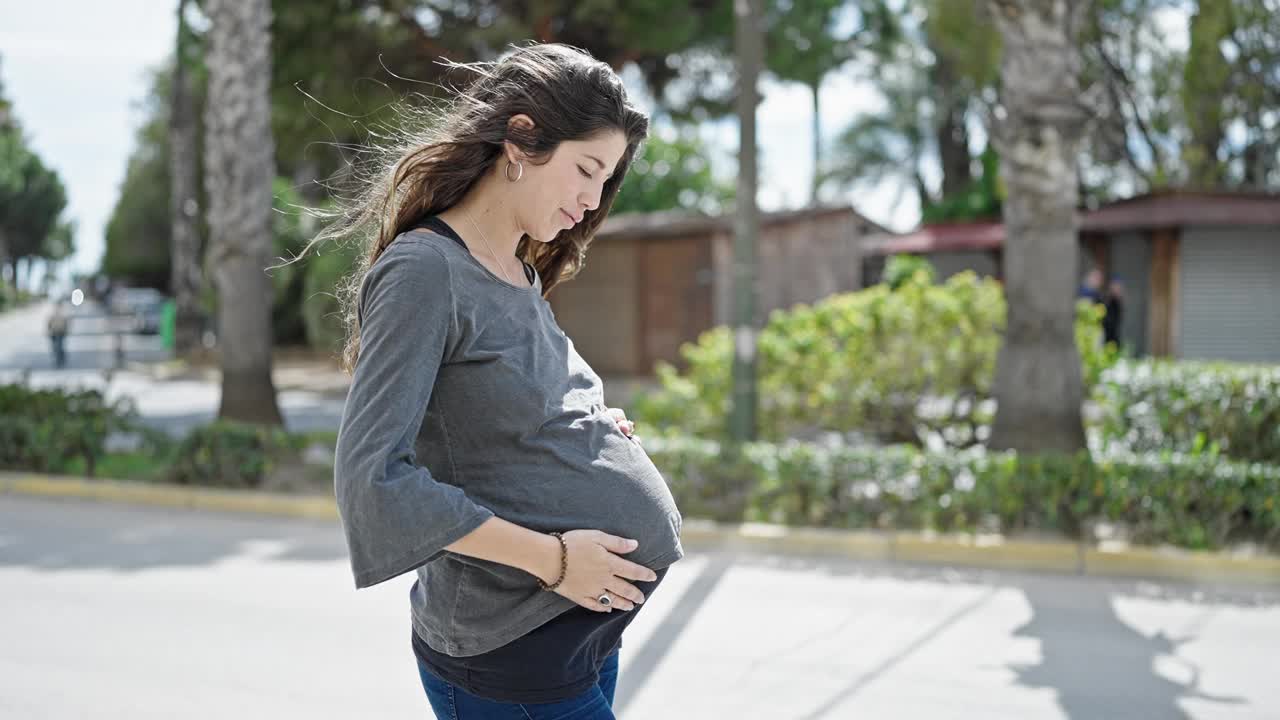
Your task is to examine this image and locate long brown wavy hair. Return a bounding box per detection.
[309,43,649,373]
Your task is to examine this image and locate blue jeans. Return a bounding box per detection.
[416,651,619,719]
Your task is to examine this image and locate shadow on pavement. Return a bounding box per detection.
[1011,583,1246,719]
[613,550,1278,720]
[614,553,733,715]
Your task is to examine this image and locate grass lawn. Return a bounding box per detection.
[63,452,170,482]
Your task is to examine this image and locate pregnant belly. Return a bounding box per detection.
[577,433,684,568]
[472,419,684,570]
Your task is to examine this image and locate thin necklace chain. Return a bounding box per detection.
[463,208,519,287]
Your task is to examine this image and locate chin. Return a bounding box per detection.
[533,228,565,244]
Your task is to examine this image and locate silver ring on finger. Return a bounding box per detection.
[597,592,612,607]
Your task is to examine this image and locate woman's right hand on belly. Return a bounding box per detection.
[554,530,658,613]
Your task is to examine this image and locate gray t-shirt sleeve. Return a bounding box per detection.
[334,239,495,589]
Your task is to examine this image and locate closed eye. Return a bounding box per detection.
[578,166,593,179]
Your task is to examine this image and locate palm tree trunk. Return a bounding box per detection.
[985,0,1089,453]
[810,78,821,206]
[729,0,762,443]
[204,0,283,425]
[930,62,973,200]
[0,230,9,290]
[169,0,204,356]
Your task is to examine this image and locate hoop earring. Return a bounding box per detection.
[505,160,524,183]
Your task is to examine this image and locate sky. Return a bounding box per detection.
[0,2,1189,285]
[1,1,174,283]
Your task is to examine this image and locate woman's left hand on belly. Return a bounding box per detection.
[607,407,639,444]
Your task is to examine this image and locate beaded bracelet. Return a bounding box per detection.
[538,532,568,592]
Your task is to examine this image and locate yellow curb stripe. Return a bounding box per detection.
[1086,547,1280,585]
[0,472,338,521]
[892,534,1081,574]
[680,520,891,561]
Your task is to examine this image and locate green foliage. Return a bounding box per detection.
[1179,0,1280,188]
[632,270,1115,447]
[880,254,936,289]
[823,0,997,214]
[300,239,362,355]
[922,0,1000,89]
[1076,300,1118,390]
[269,1,737,182]
[643,435,1280,551]
[611,130,733,216]
[765,0,853,89]
[102,66,178,288]
[269,179,312,345]
[62,451,169,482]
[102,41,207,289]
[167,420,302,489]
[920,144,1003,223]
[822,65,930,204]
[0,124,69,269]
[1095,360,1280,465]
[0,384,140,477]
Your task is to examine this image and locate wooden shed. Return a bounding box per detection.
[549,205,883,376]
[861,191,1280,362]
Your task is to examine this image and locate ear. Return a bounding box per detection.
[503,114,537,164]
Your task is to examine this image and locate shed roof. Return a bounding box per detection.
[863,191,1280,256]
[597,203,888,242]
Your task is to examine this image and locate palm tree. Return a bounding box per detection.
[203,0,283,425]
[821,0,997,218]
[169,0,203,356]
[822,57,933,217]
[984,0,1089,453]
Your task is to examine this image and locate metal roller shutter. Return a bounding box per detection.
[1179,228,1280,362]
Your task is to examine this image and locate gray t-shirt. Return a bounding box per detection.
[334,228,684,657]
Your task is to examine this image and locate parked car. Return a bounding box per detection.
[108,287,166,335]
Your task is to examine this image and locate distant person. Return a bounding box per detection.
[1103,277,1125,347]
[46,304,69,368]
[330,44,681,719]
[1078,267,1104,303]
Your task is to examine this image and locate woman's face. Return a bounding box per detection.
[511,128,629,243]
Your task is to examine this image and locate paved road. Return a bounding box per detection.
[2,495,1278,719]
[0,301,346,436]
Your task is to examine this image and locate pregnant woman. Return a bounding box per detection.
[332,43,684,719]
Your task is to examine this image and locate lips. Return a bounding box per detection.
[561,209,579,225]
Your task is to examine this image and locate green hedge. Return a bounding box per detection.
[167,420,304,489]
[644,435,1280,551]
[1096,360,1280,465]
[0,384,141,477]
[0,385,315,490]
[633,270,1115,446]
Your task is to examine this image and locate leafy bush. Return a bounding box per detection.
[269,178,313,346]
[633,271,1114,447]
[301,239,362,354]
[167,420,303,489]
[880,254,936,289]
[1095,360,1280,464]
[0,383,140,477]
[644,435,1280,551]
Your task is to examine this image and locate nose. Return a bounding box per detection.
[580,184,602,213]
